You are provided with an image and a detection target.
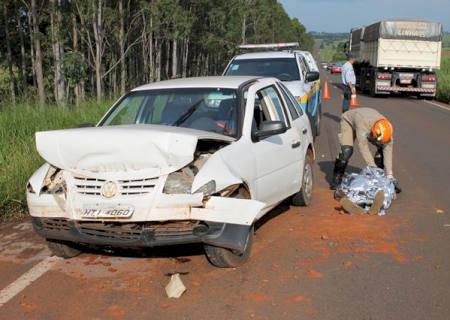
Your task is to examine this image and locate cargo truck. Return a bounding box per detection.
[349,20,443,98]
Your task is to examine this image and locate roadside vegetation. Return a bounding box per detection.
[313,33,348,63]
[437,49,450,103]
[0,101,111,221]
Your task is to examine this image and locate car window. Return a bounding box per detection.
[296,55,308,80]
[278,82,304,116]
[225,58,300,82]
[277,84,299,120]
[102,88,239,137]
[252,86,289,133]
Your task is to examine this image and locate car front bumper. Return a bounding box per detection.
[32,217,252,253]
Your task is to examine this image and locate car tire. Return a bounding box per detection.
[47,240,82,259]
[204,225,254,268]
[315,105,321,137]
[292,151,314,207]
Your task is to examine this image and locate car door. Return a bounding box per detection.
[277,82,311,159]
[297,55,315,115]
[250,85,303,206]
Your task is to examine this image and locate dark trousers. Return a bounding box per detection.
[342,87,351,113]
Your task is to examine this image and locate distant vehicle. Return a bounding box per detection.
[27,76,315,268]
[330,64,343,74]
[321,62,329,70]
[223,43,322,137]
[349,19,443,98]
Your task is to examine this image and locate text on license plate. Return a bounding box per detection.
[81,206,134,219]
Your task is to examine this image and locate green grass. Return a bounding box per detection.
[0,100,112,221]
[437,51,450,104]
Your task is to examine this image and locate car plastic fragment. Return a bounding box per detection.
[335,166,395,215]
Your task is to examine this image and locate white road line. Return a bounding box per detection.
[0,256,61,308]
[423,100,450,112]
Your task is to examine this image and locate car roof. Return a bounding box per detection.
[132,76,260,91]
[232,51,297,60]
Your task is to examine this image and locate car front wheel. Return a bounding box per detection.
[204,225,254,268]
[292,151,314,206]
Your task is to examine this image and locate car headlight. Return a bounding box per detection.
[193,180,216,197]
[26,182,36,194]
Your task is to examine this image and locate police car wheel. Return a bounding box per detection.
[292,151,314,206]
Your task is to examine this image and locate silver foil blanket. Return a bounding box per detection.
[336,166,396,215]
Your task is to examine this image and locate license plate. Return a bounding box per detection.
[81,206,134,219]
[399,73,414,84]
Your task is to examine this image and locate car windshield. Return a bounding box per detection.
[101,88,239,137]
[225,58,300,81]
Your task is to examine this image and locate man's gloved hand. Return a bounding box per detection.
[387,175,402,194]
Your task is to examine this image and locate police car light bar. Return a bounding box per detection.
[238,43,300,51]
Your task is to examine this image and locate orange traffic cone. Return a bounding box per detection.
[322,81,330,100]
[350,94,359,108]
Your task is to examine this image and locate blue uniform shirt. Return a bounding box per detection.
[342,61,356,86]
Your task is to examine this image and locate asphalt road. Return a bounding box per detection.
[0,71,449,320]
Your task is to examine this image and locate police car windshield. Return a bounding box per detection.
[225,58,300,81]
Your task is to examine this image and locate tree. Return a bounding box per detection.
[31,0,45,105]
[0,0,315,106]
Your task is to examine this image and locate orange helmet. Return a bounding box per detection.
[371,118,393,143]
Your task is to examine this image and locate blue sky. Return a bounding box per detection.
[279,0,449,32]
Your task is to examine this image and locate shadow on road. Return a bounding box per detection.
[255,200,290,231]
[75,201,292,262]
[323,112,341,123]
[318,160,362,185]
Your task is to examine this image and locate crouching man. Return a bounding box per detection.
[330,107,402,193]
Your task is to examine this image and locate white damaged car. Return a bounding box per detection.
[27,76,315,267]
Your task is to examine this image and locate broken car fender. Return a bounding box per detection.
[191,152,243,194]
[191,196,266,226]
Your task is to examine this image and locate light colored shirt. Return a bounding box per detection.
[340,108,394,176]
[342,61,356,86]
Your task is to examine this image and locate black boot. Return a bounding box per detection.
[374,149,384,169]
[330,159,348,190]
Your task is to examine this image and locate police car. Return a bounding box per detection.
[223,43,322,137]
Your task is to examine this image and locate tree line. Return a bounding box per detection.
[0,0,314,106]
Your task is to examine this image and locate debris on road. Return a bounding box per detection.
[165,273,186,299]
[435,209,444,214]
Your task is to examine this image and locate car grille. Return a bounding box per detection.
[72,175,159,196]
[40,218,71,231]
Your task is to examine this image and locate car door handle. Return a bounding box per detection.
[302,129,307,135]
[291,140,301,149]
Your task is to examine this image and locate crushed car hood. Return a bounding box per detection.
[36,125,234,179]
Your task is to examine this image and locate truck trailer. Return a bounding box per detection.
[349,20,443,98]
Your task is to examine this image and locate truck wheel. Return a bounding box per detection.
[292,151,314,206]
[204,226,254,268]
[47,240,82,258]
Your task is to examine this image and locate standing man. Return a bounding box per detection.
[341,53,356,113]
[330,107,402,193]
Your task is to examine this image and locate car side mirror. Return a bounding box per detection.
[78,123,95,128]
[305,71,320,82]
[253,121,287,141]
